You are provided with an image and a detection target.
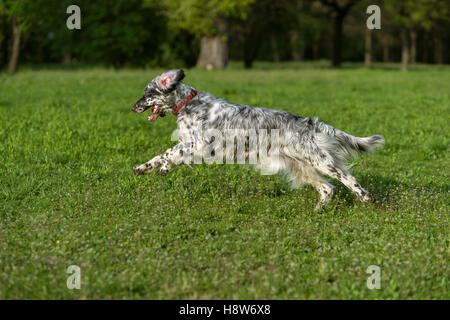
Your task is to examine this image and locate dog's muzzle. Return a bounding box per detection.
[131,96,149,114]
[131,97,165,122]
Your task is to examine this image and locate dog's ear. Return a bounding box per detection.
[156,69,185,91]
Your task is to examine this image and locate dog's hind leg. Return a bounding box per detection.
[312,158,375,203]
[311,178,334,210]
[284,158,334,210]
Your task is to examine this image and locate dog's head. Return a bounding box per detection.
[131,69,185,122]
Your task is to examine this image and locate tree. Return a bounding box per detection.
[0,13,7,68]
[364,28,372,66]
[165,0,254,69]
[289,0,328,62]
[385,0,449,70]
[72,0,163,68]
[425,1,450,64]
[385,1,420,71]
[36,0,167,68]
[0,0,58,73]
[230,0,329,68]
[231,0,294,68]
[1,1,34,73]
[371,3,398,64]
[318,0,361,67]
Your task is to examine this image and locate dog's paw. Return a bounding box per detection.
[314,203,325,211]
[360,193,376,203]
[133,165,144,176]
[157,168,169,176]
[133,161,161,176]
[314,201,331,211]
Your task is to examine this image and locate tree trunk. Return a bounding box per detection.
[313,41,319,60]
[197,36,228,69]
[423,35,429,63]
[243,33,260,69]
[63,52,72,64]
[400,29,409,71]
[290,30,301,61]
[383,43,389,62]
[433,33,443,64]
[0,17,6,68]
[243,56,253,69]
[331,13,344,68]
[379,33,390,62]
[8,17,21,74]
[410,29,417,64]
[364,28,372,66]
[270,35,280,63]
[243,37,256,69]
[197,18,229,69]
[320,0,359,67]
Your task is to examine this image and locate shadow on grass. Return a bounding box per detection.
[177,166,448,210]
[263,172,447,207]
[355,173,448,203]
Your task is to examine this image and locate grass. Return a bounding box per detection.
[0,63,449,299]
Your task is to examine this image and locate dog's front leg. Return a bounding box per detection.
[133,143,192,176]
[133,154,163,176]
[156,143,195,176]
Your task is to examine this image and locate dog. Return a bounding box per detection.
[131,69,384,210]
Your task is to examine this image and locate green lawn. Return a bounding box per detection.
[0,63,449,299]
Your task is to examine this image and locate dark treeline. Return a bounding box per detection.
[0,0,449,73]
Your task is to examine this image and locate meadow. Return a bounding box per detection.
[0,63,448,299]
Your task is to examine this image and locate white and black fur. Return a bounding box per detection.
[131,69,384,210]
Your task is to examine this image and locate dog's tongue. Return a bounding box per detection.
[148,113,159,122]
[148,106,160,122]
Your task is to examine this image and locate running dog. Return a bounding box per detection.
[131,69,384,209]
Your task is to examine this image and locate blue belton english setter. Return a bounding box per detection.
[131,69,384,210]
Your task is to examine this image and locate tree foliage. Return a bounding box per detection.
[0,0,448,71]
[163,0,254,36]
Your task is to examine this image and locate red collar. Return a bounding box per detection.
[173,90,197,115]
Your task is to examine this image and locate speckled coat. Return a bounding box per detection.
[131,69,384,209]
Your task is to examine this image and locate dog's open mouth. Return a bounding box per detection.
[148,106,166,122]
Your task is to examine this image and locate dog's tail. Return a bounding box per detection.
[314,120,384,158]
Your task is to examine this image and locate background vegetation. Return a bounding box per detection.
[0,65,448,299]
[0,0,449,72]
